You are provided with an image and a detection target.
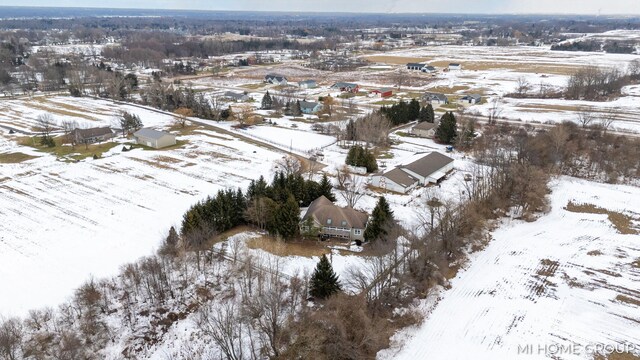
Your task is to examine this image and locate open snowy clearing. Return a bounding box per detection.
[382,177,640,360]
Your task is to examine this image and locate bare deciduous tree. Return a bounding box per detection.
[335,166,365,208]
[515,76,532,97]
[576,107,594,128]
[0,317,23,360]
[274,155,301,176]
[198,302,249,360]
[487,97,503,125]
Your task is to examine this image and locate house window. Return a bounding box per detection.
[327,218,332,225]
[354,229,362,235]
[341,220,347,227]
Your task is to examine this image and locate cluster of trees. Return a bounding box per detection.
[418,103,435,123]
[343,112,391,147]
[345,145,378,173]
[379,98,420,126]
[117,111,143,136]
[181,170,335,241]
[140,84,224,120]
[565,65,627,100]
[551,40,635,54]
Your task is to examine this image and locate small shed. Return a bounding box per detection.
[133,128,177,149]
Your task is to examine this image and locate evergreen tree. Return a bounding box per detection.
[319,174,336,201]
[160,226,180,257]
[346,145,378,173]
[273,194,300,240]
[364,196,394,242]
[419,104,435,123]
[409,98,420,120]
[309,254,341,299]
[435,111,457,144]
[261,91,273,110]
[293,100,302,116]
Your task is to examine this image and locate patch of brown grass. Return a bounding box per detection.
[594,352,640,360]
[633,258,640,269]
[565,201,638,235]
[537,258,560,277]
[588,250,603,256]
[615,294,640,307]
[0,152,37,163]
[246,236,331,258]
[427,85,470,94]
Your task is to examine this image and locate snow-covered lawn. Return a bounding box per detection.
[383,177,640,360]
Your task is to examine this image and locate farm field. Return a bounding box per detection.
[381,177,640,360]
[0,102,288,315]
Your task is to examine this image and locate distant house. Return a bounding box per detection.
[448,63,462,71]
[412,121,437,138]
[300,195,368,241]
[330,82,359,93]
[407,63,426,71]
[422,92,449,105]
[459,94,482,104]
[133,128,177,149]
[297,80,317,89]
[72,127,113,144]
[370,88,393,98]
[223,91,250,102]
[421,65,437,73]
[299,101,323,114]
[370,152,454,193]
[264,73,288,85]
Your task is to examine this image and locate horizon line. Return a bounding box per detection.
[0,5,638,17]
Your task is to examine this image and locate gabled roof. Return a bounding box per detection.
[302,195,368,229]
[300,101,320,110]
[423,92,448,102]
[74,127,112,139]
[402,152,454,178]
[373,87,393,93]
[265,73,287,81]
[331,82,358,88]
[461,94,482,101]
[298,79,317,85]
[407,62,426,67]
[134,128,174,140]
[383,167,419,188]
[224,91,248,99]
[424,65,437,71]
[413,121,437,131]
[449,63,461,66]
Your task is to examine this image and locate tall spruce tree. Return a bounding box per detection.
[293,100,302,116]
[364,196,394,242]
[309,254,341,299]
[273,194,300,240]
[435,111,457,144]
[419,104,435,123]
[261,91,273,110]
[319,174,336,201]
[409,98,420,120]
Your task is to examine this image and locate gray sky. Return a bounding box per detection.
[3,0,640,15]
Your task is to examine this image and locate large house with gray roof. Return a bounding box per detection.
[422,92,449,105]
[370,152,454,193]
[300,196,368,241]
[265,73,288,85]
[299,101,323,114]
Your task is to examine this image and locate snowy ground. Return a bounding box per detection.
[0,105,286,316]
[382,177,640,360]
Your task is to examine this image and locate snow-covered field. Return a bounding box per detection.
[383,177,640,360]
[0,104,287,316]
